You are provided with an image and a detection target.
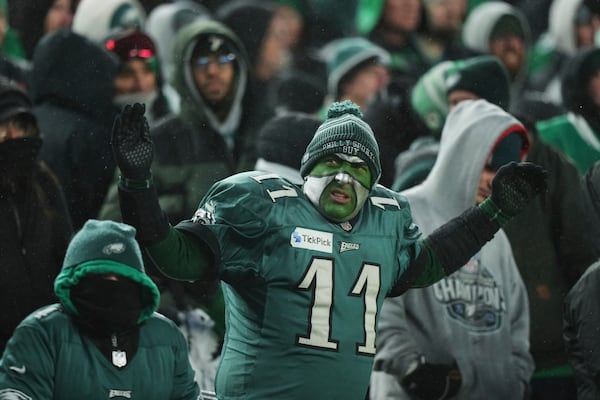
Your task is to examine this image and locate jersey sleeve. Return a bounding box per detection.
[177,172,300,284]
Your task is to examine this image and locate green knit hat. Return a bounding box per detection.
[325,36,389,99]
[444,55,511,110]
[410,60,455,137]
[300,100,381,188]
[54,219,160,322]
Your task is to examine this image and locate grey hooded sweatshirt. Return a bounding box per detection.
[370,99,534,399]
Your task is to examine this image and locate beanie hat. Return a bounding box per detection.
[490,14,525,40]
[410,60,455,137]
[216,0,275,67]
[445,55,511,110]
[256,112,321,169]
[324,37,390,98]
[300,100,381,188]
[191,32,238,59]
[0,77,33,121]
[72,0,147,44]
[54,219,160,321]
[105,28,157,62]
[62,219,145,272]
[486,130,527,170]
[273,69,326,114]
[561,46,600,113]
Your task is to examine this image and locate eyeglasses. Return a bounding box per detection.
[193,53,236,71]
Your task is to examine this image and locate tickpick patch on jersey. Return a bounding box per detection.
[290,228,333,253]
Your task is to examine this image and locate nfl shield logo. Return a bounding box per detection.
[112,350,127,368]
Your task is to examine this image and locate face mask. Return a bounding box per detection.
[70,275,143,336]
[113,90,158,111]
[0,137,41,175]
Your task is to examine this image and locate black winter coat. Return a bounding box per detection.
[0,162,73,353]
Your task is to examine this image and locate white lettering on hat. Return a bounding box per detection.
[321,140,375,160]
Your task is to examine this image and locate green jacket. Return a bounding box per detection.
[0,219,199,399]
[536,113,600,175]
[0,305,199,400]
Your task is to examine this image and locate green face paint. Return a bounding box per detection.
[309,155,371,187]
[304,155,372,222]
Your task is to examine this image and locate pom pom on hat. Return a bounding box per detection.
[300,100,381,188]
[327,100,363,119]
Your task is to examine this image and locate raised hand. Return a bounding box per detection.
[491,161,548,217]
[111,103,153,181]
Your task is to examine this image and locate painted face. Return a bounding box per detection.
[303,153,372,222]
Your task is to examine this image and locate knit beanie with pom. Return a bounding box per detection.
[300,100,381,188]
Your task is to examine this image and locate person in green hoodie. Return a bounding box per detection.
[0,219,200,400]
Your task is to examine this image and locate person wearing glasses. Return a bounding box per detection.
[97,18,252,393]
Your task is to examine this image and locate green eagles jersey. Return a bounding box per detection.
[171,171,422,399]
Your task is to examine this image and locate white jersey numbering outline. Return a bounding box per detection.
[296,257,380,355]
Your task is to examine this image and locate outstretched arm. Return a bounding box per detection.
[390,162,547,295]
[111,103,216,281]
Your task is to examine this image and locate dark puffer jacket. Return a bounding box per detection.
[31,28,119,231]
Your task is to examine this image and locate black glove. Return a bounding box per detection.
[110,103,153,181]
[401,358,462,400]
[490,161,547,217]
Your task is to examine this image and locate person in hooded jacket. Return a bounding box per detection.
[0,219,200,400]
[370,99,535,400]
[354,0,433,84]
[527,0,600,106]
[580,160,600,256]
[31,28,119,231]
[144,0,213,114]
[563,161,600,400]
[217,0,296,143]
[536,46,600,175]
[460,1,537,103]
[7,0,74,61]
[393,55,597,398]
[0,77,73,355]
